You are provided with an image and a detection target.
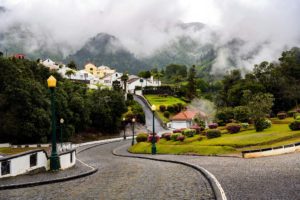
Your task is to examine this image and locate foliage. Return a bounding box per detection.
[147,134,160,143]
[241,123,249,129]
[190,125,203,134]
[167,105,175,113]
[161,133,172,141]
[136,133,148,143]
[233,106,250,122]
[124,100,145,124]
[208,123,218,129]
[186,65,197,100]
[254,118,272,132]
[277,112,287,120]
[206,129,221,139]
[193,115,206,128]
[177,135,185,142]
[159,105,166,112]
[164,64,187,82]
[226,123,241,134]
[182,129,196,137]
[67,60,77,69]
[163,111,170,118]
[289,120,300,131]
[171,133,182,141]
[216,107,234,124]
[173,129,182,133]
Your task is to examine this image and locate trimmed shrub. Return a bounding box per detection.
[263,119,272,129]
[161,133,172,140]
[241,123,249,129]
[173,104,179,113]
[226,123,241,134]
[233,106,250,122]
[167,105,175,113]
[173,129,182,133]
[254,118,272,132]
[294,113,300,119]
[216,107,234,124]
[159,105,166,112]
[136,133,148,143]
[277,112,287,120]
[182,129,196,137]
[206,129,221,139]
[296,115,300,121]
[208,123,218,129]
[177,135,185,142]
[147,134,160,142]
[289,120,300,131]
[163,111,170,118]
[288,111,296,117]
[190,125,203,134]
[171,133,182,141]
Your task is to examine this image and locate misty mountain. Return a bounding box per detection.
[66,33,149,73]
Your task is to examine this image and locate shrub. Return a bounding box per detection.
[297,108,300,113]
[287,111,296,117]
[147,134,160,142]
[254,118,271,132]
[294,113,300,119]
[161,133,172,140]
[289,120,300,131]
[263,119,272,129]
[159,105,166,112]
[206,129,221,139]
[277,112,287,120]
[226,123,241,134]
[182,129,196,137]
[173,104,179,113]
[193,116,206,128]
[216,107,234,124]
[296,115,300,121]
[233,106,250,122]
[171,133,182,141]
[163,111,170,118]
[177,135,185,142]
[190,125,203,134]
[136,133,148,143]
[173,129,182,133]
[177,103,183,112]
[208,123,218,129]
[167,105,175,113]
[241,123,249,129]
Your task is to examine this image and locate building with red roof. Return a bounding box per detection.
[170,110,207,129]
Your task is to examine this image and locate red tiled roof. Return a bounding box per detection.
[171,110,207,121]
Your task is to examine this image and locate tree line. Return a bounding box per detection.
[0,57,127,144]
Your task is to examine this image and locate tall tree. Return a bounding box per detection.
[186,65,197,100]
[67,60,77,70]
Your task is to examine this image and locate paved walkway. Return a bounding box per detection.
[0,140,215,200]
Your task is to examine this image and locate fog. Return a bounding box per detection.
[0,0,300,71]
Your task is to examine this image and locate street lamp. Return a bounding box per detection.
[151,104,157,155]
[123,117,126,140]
[60,118,64,151]
[47,75,60,170]
[131,117,136,146]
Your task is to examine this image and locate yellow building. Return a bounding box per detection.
[84,63,116,78]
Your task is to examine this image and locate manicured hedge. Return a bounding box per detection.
[226,123,241,134]
[136,133,148,142]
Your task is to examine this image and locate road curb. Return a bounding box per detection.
[112,144,227,200]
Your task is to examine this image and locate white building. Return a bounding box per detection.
[58,67,100,85]
[100,72,123,87]
[170,110,207,129]
[126,76,161,93]
[41,59,60,70]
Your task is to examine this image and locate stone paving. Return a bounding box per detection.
[0,141,215,200]
[118,144,300,200]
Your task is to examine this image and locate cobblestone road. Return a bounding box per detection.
[0,141,214,200]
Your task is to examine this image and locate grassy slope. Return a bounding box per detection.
[129,122,300,156]
[144,94,186,123]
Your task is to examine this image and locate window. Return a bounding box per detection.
[30,153,37,167]
[1,160,10,175]
[70,152,73,163]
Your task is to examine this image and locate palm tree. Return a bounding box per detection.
[65,69,75,79]
[121,72,129,93]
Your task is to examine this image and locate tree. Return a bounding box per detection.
[0,51,3,57]
[243,91,274,132]
[121,72,129,93]
[112,80,122,91]
[186,65,197,100]
[67,60,77,70]
[65,69,75,78]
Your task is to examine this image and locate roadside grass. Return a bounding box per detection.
[144,94,186,123]
[0,147,49,155]
[130,123,300,156]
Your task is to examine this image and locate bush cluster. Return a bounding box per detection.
[206,129,221,139]
[161,132,172,140]
[287,110,296,117]
[190,125,203,134]
[171,133,182,141]
[163,111,170,118]
[277,112,287,120]
[208,123,218,129]
[147,134,160,142]
[182,129,196,137]
[254,118,272,132]
[226,123,241,134]
[173,129,182,133]
[241,123,249,129]
[159,105,166,112]
[177,135,185,142]
[136,133,148,143]
[289,120,300,131]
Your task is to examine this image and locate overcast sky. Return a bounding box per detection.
[1,0,300,71]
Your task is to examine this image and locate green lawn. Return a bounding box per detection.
[144,94,186,123]
[0,147,49,155]
[129,123,300,156]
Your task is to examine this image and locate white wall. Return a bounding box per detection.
[171,120,189,129]
[59,151,76,170]
[0,143,10,147]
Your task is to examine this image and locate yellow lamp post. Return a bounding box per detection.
[151,104,157,155]
[47,75,60,170]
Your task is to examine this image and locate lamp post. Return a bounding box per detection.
[123,117,126,140]
[60,118,64,151]
[131,117,136,146]
[47,75,60,170]
[151,104,157,155]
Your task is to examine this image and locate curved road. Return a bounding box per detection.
[0,141,214,200]
[133,95,169,135]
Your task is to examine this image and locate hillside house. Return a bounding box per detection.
[170,110,207,129]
